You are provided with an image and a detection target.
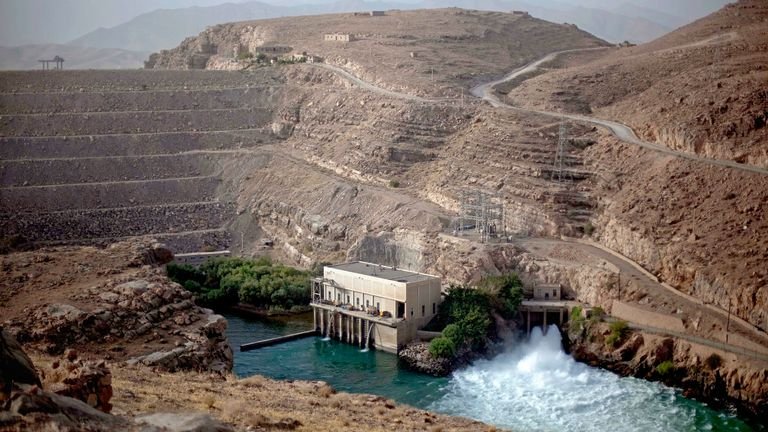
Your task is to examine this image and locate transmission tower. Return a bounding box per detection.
[551,122,573,183]
[456,189,506,243]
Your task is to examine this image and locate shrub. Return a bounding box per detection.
[570,306,583,321]
[704,353,722,370]
[429,336,456,359]
[237,51,254,60]
[442,323,464,346]
[583,222,595,236]
[568,306,585,333]
[388,179,400,188]
[656,360,675,377]
[589,306,605,322]
[606,320,629,347]
[477,274,523,319]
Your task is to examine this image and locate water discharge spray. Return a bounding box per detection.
[430,325,748,431]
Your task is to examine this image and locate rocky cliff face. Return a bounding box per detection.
[567,320,768,423]
[1,239,233,375]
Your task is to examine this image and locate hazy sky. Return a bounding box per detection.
[0,0,732,47]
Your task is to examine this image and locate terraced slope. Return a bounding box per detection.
[0,69,285,252]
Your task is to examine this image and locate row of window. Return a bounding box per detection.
[328,290,436,317]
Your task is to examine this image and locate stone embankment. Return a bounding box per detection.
[567,320,768,423]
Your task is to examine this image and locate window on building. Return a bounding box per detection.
[410,308,414,317]
[553,289,557,297]
[432,303,436,314]
[347,295,350,304]
[356,298,360,306]
[422,305,425,317]
[328,290,331,299]
[337,293,341,301]
[376,302,380,311]
[366,300,369,307]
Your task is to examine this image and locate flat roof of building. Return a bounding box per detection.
[327,261,439,283]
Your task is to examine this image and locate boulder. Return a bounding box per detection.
[49,357,113,413]
[2,385,129,431]
[1,327,41,398]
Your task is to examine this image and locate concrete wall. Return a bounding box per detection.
[611,300,685,333]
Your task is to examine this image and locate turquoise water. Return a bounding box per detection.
[225,312,755,431]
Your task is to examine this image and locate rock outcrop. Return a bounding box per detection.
[46,349,113,413]
[567,320,768,422]
[2,240,233,375]
[398,342,454,377]
[0,328,42,399]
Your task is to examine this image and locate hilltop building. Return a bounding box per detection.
[311,262,442,353]
[324,33,353,42]
[354,11,385,16]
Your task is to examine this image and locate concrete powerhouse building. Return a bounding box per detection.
[311,262,442,353]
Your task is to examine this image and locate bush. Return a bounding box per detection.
[477,274,523,319]
[388,180,400,188]
[606,320,629,347]
[589,306,605,322]
[442,323,464,346]
[583,222,595,236]
[237,51,254,60]
[704,353,722,370]
[656,360,675,377]
[429,336,456,359]
[568,306,585,333]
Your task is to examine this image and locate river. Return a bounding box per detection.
[224,312,754,431]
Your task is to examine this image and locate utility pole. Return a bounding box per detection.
[726,297,731,344]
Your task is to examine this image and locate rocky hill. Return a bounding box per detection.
[146,8,608,95]
[503,0,768,168]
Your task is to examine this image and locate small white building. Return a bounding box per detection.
[311,262,441,353]
[533,283,561,301]
[324,33,353,42]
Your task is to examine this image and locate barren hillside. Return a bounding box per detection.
[502,0,768,168]
[147,8,608,96]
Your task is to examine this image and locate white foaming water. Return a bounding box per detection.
[429,326,733,432]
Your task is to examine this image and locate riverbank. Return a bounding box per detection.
[224,312,754,431]
[566,319,768,428]
[22,350,496,432]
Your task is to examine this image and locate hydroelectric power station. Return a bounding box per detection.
[311,262,442,353]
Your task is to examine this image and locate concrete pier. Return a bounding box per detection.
[240,330,319,351]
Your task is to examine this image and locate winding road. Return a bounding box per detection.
[318,49,768,176]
